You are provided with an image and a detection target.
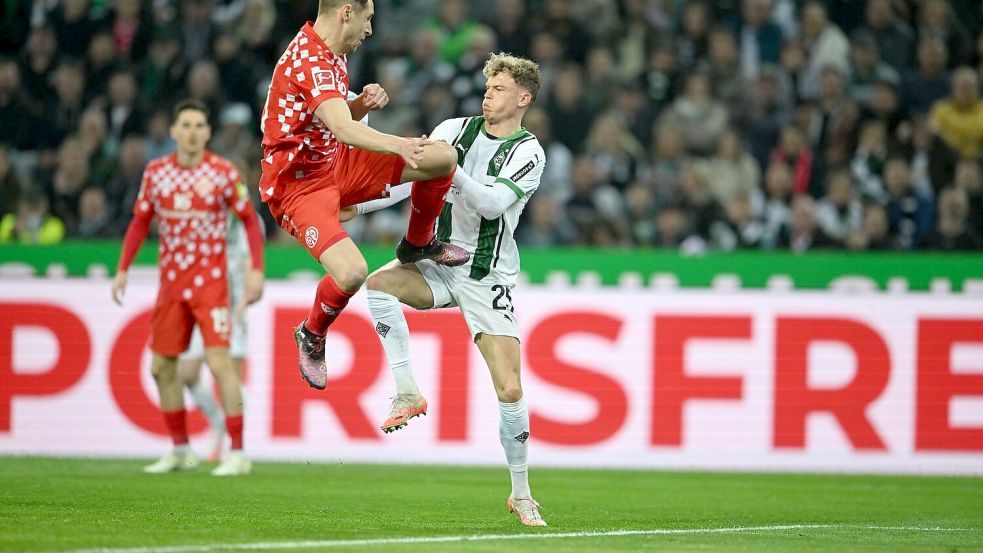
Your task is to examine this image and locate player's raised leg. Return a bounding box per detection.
[475,333,546,527]
[144,354,200,473]
[204,347,251,476]
[292,236,369,390]
[365,260,435,433]
[394,142,470,266]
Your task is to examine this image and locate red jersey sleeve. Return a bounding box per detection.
[298,56,346,113]
[223,164,265,270]
[132,166,155,218]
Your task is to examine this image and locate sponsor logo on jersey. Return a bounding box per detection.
[305,226,319,248]
[510,160,536,182]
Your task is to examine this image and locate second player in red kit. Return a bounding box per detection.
[259,0,469,390]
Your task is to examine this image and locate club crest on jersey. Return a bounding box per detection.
[492,151,507,174]
[305,226,319,248]
[193,177,215,198]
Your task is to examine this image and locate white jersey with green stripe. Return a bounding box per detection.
[430,116,545,286]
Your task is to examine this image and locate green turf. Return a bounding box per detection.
[0,457,981,553]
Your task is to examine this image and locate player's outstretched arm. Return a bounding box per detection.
[315,98,432,168]
[112,213,152,305]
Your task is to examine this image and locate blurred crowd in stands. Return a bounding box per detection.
[1,0,982,252]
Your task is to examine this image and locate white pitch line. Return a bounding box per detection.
[47,524,973,553]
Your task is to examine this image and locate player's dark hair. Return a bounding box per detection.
[171,99,210,125]
[318,0,369,15]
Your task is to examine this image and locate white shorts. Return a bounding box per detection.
[180,276,248,360]
[416,259,519,340]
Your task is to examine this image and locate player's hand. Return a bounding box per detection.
[244,268,265,305]
[394,136,435,169]
[111,271,128,306]
[339,206,359,222]
[359,83,389,111]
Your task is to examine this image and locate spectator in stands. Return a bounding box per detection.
[775,194,836,252]
[952,159,983,236]
[611,81,656,151]
[43,135,95,232]
[105,135,146,226]
[76,186,116,238]
[862,0,914,71]
[545,64,594,153]
[902,38,951,116]
[533,0,591,65]
[646,126,687,208]
[918,0,973,68]
[565,155,624,233]
[86,31,119,100]
[522,108,573,202]
[738,65,791,166]
[516,195,576,247]
[105,69,145,148]
[110,0,152,62]
[815,169,863,245]
[184,60,224,120]
[654,200,691,249]
[702,26,747,114]
[761,161,794,248]
[0,59,39,151]
[450,25,497,115]
[213,33,258,106]
[846,203,894,251]
[642,40,680,113]
[140,28,185,109]
[235,0,278,63]
[584,112,645,192]
[883,156,934,249]
[623,181,657,246]
[731,0,783,79]
[0,147,22,219]
[427,0,478,65]
[0,188,65,245]
[19,24,59,102]
[694,128,761,212]
[712,195,766,251]
[850,119,889,201]
[488,0,532,59]
[676,1,711,72]
[144,110,176,160]
[179,0,217,64]
[862,75,905,141]
[798,1,850,100]
[657,72,729,156]
[848,29,900,109]
[583,45,619,112]
[919,187,983,249]
[771,124,815,196]
[39,61,86,152]
[930,67,983,160]
[210,103,255,162]
[50,0,101,56]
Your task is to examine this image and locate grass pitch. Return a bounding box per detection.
[0,457,980,552]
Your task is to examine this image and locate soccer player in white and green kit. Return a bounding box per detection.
[351,53,547,526]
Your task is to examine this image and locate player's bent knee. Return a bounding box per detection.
[365,270,396,294]
[422,142,456,176]
[334,264,368,292]
[498,386,523,404]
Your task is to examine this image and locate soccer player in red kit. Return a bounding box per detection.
[260,0,468,390]
[112,100,266,476]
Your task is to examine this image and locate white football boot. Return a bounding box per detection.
[143,449,200,473]
[508,496,548,526]
[211,451,252,476]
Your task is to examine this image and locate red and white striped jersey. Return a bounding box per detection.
[259,22,350,203]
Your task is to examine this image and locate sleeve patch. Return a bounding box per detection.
[509,160,536,182]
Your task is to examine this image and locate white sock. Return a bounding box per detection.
[499,396,531,499]
[188,378,224,432]
[367,290,420,396]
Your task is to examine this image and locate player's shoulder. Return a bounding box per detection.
[143,153,175,175]
[205,151,239,173]
[436,116,471,132]
[514,130,545,157]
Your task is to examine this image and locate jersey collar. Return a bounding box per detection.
[302,22,335,58]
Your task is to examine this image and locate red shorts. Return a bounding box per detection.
[150,296,231,357]
[268,146,406,260]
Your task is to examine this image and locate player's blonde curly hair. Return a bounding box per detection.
[483,53,541,102]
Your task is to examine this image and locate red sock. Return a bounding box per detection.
[406,168,455,246]
[226,414,244,451]
[305,274,354,335]
[162,409,189,446]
